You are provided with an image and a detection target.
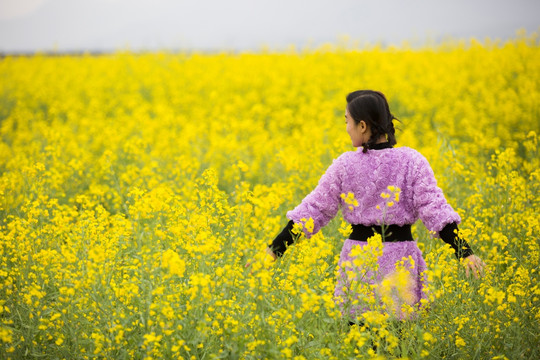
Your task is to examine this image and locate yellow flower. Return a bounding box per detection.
[423,332,434,343]
[455,335,466,348]
[1,36,538,359]
[301,217,315,233]
[341,192,359,210]
[161,249,186,277]
[0,326,13,343]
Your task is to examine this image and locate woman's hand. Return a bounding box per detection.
[264,247,277,262]
[245,247,277,271]
[463,254,486,279]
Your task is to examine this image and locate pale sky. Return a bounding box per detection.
[0,0,539,53]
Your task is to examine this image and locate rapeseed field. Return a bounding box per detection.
[0,34,539,359]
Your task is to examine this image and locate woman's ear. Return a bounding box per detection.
[359,120,368,133]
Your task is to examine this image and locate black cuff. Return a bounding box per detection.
[439,222,474,259]
[268,220,295,257]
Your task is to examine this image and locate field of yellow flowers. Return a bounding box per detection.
[0,34,539,359]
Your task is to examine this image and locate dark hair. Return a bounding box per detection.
[346,90,398,153]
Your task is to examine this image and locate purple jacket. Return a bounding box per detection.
[287,146,461,236]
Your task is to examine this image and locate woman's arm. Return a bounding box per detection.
[268,220,295,257]
[412,152,462,234]
[267,156,345,258]
[412,152,485,276]
[439,222,485,277]
[286,157,345,237]
[439,222,473,259]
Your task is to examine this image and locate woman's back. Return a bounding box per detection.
[287,145,461,235]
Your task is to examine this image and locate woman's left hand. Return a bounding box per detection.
[463,254,486,279]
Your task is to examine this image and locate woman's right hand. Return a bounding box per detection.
[264,247,277,262]
[245,247,277,271]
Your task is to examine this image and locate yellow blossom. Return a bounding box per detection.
[0,35,537,360]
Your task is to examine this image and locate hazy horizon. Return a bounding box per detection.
[1,0,539,54]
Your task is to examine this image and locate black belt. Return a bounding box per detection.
[349,224,413,242]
